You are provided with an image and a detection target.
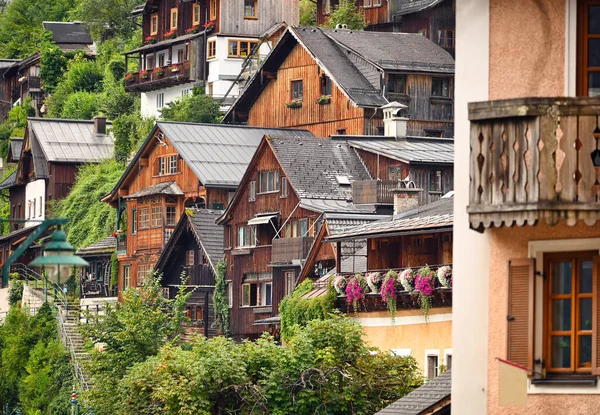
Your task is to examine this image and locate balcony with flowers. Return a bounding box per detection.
[124,60,192,93]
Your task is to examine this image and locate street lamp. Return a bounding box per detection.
[30,227,89,302]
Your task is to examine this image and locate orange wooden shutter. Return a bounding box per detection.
[507,258,535,374]
[592,256,600,375]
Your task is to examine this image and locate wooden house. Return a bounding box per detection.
[316,0,455,57]
[223,26,455,138]
[0,117,114,282]
[102,122,313,298]
[0,22,95,116]
[155,208,223,338]
[323,193,453,376]
[217,134,387,341]
[76,236,118,298]
[124,0,298,117]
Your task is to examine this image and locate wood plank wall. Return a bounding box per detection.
[219,0,299,36]
[142,0,200,42]
[362,1,389,26]
[247,44,368,136]
[367,231,452,270]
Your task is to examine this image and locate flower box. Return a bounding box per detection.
[203,21,215,30]
[286,99,302,109]
[124,72,134,81]
[139,70,149,79]
[164,30,176,40]
[144,35,156,44]
[153,67,164,77]
[170,65,180,73]
[315,95,331,105]
[185,26,200,35]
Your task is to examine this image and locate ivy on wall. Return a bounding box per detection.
[213,259,229,336]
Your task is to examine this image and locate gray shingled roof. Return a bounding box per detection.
[124,181,183,199]
[0,170,17,191]
[27,119,114,179]
[268,135,372,201]
[327,196,453,241]
[187,208,225,270]
[345,137,454,165]
[77,236,116,256]
[376,369,451,415]
[158,123,314,188]
[291,27,387,107]
[42,22,93,45]
[391,0,445,17]
[8,138,23,162]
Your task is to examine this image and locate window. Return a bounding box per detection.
[38,196,42,217]
[418,28,427,37]
[166,206,176,226]
[374,0,382,5]
[158,54,165,67]
[227,282,233,307]
[387,74,406,94]
[210,0,217,20]
[242,282,258,306]
[291,80,303,100]
[431,78,450,97]
[123,265,131,290]
[261,282,272,306]
[336,128,346,135]
[157,92,165,109]
[228,40,259,58]
[426,354,439,379]
[364,0,371,6]
[249,180,256,201]
[131,209,137,234]
[299,218,309,237]
[177,49,184,63]
[244,0,257,18]
[139,207,150,229]
[182,89,190,97]
[545,253,594,374]
[281,177,288,198]
[157,155,178,175]
[32,198,35,218]
[429,170,442,192]
[238,225,256,247]
[578,2,600,95]
[137,265,150,286]
[150,13,158,35]
[151,207,162,227]
[147,55,155,69]
[437,29,454,48]
[186,250,195,266]
[208,40,216,59]
[193,3,201,25]
[320,75,332,96]
[445,353,452,370]
[170,7,178,30]
[207,82,214,97]
[259,171,280,193]
[195,305,203,322]
[324,0,332,14]
[388,166,403,181]
[212,203,224,210]
[285,271,295,296]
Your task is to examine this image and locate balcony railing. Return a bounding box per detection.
[352,180,397,204]
[271,236,314,263]
[125,61,191,93]
[187,264,215,286]
[468,97,600,230]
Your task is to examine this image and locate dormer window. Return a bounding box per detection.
[156,155,179,176]
[150,13,158,35]
[170,8,178,31]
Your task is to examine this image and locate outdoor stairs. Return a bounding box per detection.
[58,301,95,390]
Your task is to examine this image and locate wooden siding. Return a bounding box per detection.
[142,0,203,42]
[247,44,369,136]
[366,232,452,270]
[219,0,299,36]
[316,0,340,25]
[355,148,406,180]
[362,1,389,27]
[48,164,79,201]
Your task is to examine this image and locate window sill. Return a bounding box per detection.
[152,172,181,178]
[232,247,254,255]
[429,191,443,195]
[531,377,597,387]
[257,190,280,195]
[244,16,258,20]
[253,306,272,314]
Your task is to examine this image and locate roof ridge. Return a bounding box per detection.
[161,121,308,132]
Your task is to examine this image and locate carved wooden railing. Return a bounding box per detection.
[468,98,600,229]
[271,236,314,263]
[352,180,397,204]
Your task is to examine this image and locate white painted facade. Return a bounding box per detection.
[140,35,273,118]
[452,0,490,413]
[24,179,45,228]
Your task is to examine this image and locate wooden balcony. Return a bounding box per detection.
[125,61,192,93]
[352,180,397,205]
[187,264,215,286]
[271,236,314,264]
[469,98,600,230]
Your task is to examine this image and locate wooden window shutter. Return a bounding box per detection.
[507,258,535,374]
[592,256,600,375]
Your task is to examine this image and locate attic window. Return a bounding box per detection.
[336,175,351,185]
[244,0,257,19]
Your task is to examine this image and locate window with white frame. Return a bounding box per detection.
[237,225,256,248]
[284,270,295,296]
[156,92,165,109]
[261,281,272,306]
[425,350,440,379]
[227,281,233,307]
[242,282,258,307]
[259,171,280,193]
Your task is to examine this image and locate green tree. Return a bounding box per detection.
[111,113,155,164]
[160,88,221,123]
[39,46,71,94]
[300,0,317,26]
[61,91,101,120]
[324,0,365,30]
[73,0,141,41]
[213,259,229,336]
[51,159,125,248]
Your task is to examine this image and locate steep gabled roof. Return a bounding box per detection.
[24,118,114,179]
[343,136,454,165]
[0,170,18,191]
[7,138,23,163]
[376,369,451,415]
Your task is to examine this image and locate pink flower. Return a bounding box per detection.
[380,276,396,303]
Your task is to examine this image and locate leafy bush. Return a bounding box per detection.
[61,91,101,120]
[213,259,229,336]
[8,277,23,307]
[160,88,221,123]
[324,0,365,30]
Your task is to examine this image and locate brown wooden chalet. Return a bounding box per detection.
[223,26,455,138]
[217,134,387,341]
[155,208,223,338]
[0,22,95,116]
[0,117,113,273]
[316,0,455,57]
[102,122,313,298]
[76,236,118,298]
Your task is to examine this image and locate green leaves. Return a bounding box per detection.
[159,88,221,124]
[213,259,230,336]
[323,0,366,30]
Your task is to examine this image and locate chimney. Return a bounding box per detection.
[94,116,106,135]
[392,180,422,218]
[382,102,409,139]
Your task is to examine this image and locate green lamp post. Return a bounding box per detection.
[30,227,89,302]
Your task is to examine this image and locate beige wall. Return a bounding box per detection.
[357,307,452,374]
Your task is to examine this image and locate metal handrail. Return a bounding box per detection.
[56,309,89,391]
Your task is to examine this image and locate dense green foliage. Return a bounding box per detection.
[92,315,422,414]
[52,159,125,248]
[324,0,366,30]
[73,0,141,41]
[0,166,17,235]
[213,259,230,336]
[160,88,221,124]
[39,46,76,94]
[279,279,337,340]
[82,274,190,414]
[300,0,317,26]
[0,303,72,414]
[8,274,23,306]
[111,113,155,164]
